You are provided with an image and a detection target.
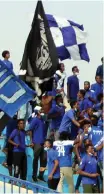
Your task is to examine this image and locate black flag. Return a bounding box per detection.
[19,0,58,97]
[0,110,10,134]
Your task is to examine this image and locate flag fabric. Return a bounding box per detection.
[0,110,10,134]
[46,14,90,62]
[0,60,35,117]
[19,1,58,97]
[19,1,58,96]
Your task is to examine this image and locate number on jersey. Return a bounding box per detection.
[56,146,65,157]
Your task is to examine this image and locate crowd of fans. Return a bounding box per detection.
[1,50,104,193]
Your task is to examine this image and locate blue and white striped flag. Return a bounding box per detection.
[46,14,90,62]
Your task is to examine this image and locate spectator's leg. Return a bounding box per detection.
[48,178,60,190]
[39,146,47,179]
[32,144,41,180]
[64,167,74,193]
[83,184,93,193]
[92,184,99,193]
[75,175,82,191]
[13,152,21,179]
[57,168,64,193]
[20,153,27,180]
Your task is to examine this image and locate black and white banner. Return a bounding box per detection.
[20,0,58,97]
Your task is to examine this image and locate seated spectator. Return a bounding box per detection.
[83,107,94,119]
[89,115,103,146]
[91,76,103,96]
[84,81,96,106]
[77,89,92,112]
[2,50,13,71]
[93,93,103,111]
[94,136,103,193]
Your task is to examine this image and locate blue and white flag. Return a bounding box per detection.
[0,60,36,117]
[46,14,90,62]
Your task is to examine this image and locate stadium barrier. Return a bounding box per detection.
[0,173,59,193]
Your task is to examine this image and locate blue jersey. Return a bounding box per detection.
[59,109,75,133]
[3,59,13,70]
[94,136,104,162]
[89,126,103,146]
[48,105,65,130]
[67,75,79,100]
[53,140,74,167]
[47,148,60,178]
[79,154,98,184]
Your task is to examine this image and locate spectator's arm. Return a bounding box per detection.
[95,142,103,151]
[74,143,81,161]
[77,169,96,177]
[72,119,80,127]
[8,138,18,147]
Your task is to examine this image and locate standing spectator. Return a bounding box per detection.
[2,50,13,70]
[78,144,99,193]
[48,94,65,140]
[29,110,47,182]
[96,57,104,82]
[67,66,79,101]
[54,63,66,94]
[44,139,60,190]
[91,76,103,96]
[2,116,17,176]
[8,119,27,181]
[84,81,96,106]
[59,100,80,135]
[53,132,74,193]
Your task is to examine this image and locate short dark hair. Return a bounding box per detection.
[85,144,93,151]
[72,66,77,72]
[70,100,77,108]
[79,89,86,97]
[90,115,98,126]
[95,75,100,79]
[45,139,53,147]
[57,63,64,70]
[84,81,90,85]
[2,50,10,58]
[81,120,91,128]
[55,94,62,101]
[59,131,69,140]
[97,93,103,102]
[17,119,24,124]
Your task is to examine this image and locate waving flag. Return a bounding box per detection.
[0,60,35,117]
[20,1,58,97]
[46,14,90,62]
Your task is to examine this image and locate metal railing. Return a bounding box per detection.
[0,173,59,193]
